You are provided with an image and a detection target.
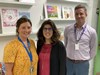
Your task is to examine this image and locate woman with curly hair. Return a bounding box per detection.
[37,19,66,75]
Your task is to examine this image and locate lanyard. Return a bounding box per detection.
[18,36,33,62]
[74,25,86,43]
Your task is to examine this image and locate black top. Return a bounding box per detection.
[37,41,66,75]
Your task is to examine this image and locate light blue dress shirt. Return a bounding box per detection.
[64,23,97,60]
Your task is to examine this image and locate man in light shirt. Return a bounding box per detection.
[64,4,97,75]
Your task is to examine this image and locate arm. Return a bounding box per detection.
[64,27,68,48]
[5,63,14,75]
[58,42,66,75]
[89,30,98,59]
[3,40,18,75]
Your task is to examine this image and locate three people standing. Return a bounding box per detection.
[3,4,97,75]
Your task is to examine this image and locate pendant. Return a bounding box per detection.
[30,66,34,73]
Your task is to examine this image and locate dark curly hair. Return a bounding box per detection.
[37,19,60,45]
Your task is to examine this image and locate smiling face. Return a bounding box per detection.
[18,22,32,40]
[43,24,53,42]
[75,8,87,26]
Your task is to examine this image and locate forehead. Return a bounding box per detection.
[75,8,86,13]
[44,24,51,28]
[20,22,31,27]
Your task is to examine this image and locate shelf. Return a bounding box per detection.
[0,31,37,37]
[41,18,75,21]
[47,0,88,5]
[0,1,34,8]
[0,33,16,37]
[62,0,88,4]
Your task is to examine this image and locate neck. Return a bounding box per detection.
[76,21,85,28]
[45,39,51,44]
[18,36,29,48]
[18,35,27,42]
[76,25,82,29]
[76,23,84,29]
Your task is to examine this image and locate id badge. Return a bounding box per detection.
[75,43,79,50]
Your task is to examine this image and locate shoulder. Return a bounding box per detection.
[65,23,74,30]
[4,38,20,56]
[29,38,35,44]
[64,24,74,35]
[54,41,65,48]
[86,25,97,35]
[53,41,66,54]
[5,38,20,49]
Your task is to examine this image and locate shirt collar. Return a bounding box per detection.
[74,22,87,29]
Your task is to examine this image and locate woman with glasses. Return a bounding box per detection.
[37,19,66,75]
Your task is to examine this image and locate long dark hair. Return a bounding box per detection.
[37,19,60,46]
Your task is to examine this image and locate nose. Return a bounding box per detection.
[25,28,30,32]
[77,14,81,18]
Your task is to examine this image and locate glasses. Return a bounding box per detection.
[43,27,53,31]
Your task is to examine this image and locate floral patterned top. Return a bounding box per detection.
[3,38,38,75]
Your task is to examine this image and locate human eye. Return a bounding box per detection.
[22,27,26,29]
[28,26,31,29]
[48,28,52,31]
[43,28,47,31]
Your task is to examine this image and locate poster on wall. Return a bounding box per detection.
[1,8,18,34]
[62,6,74,20]
[44,4,61,19]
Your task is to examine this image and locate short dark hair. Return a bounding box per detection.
[37,19,60,45]
[16,17,32,35]
[75,4,87,12]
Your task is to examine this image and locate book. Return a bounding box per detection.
[62,6,74,20]
[19,11,30,19]
[0,62,5,75]
[44,4,61,19]
[1,8,18,34]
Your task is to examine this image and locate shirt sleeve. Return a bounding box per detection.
[64,27,68,48]
[58,42,66,75]
[89,29,98,59]
[3,41,18,63]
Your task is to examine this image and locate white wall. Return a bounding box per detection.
[88,0,98,75]
[0,0,47,62]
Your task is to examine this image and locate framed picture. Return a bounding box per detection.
[62,6,74,20]
[1,8,18,34]
[44,4,61,19]
[18,11,30,19]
